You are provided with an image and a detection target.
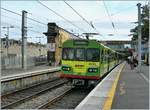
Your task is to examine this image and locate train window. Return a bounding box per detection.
[75,48,85,61]
[62,48,74,60]
[86,49,100,62]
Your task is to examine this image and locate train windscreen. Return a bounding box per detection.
[86,49,100,62]
[62,48,99,62]
[62,48,74,60]
[75,48,85,61]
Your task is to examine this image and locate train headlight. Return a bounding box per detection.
[88,68,98,72]
[88,68,93,72]
[62,66,71,71]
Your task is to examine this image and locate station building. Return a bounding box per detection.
[1,38,47,69]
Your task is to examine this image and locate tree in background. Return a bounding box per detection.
[130,4,149,42]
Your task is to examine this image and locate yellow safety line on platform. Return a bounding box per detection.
[103,63,125,110]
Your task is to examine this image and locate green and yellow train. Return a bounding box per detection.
[60,39,123,86]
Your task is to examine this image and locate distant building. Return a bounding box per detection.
[1,38,47,57]
[98,40,131,52]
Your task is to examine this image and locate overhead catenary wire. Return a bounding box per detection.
[1,7,47,26]
[102,1,116,34]
[63,0,103,37]
[64,1,95,29]
[37,0,87,33]
[1,21,43,35]
[1,14,46,29]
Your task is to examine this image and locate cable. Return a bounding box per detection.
[103,1,116,33]
[37,0,86,33]
[64,1,93,29]
[2,8,79,37]
[1,22,21,29]
[63,1,103,37]
[1,21,43,35]
[2,14,46,29]
[1,7,47,26]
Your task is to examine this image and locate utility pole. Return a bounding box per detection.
[21,10,27,69]
[137,3,142,72]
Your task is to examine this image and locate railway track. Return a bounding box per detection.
[38,87,93,109]
[1,77,69,109]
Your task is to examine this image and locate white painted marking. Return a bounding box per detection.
[139,73,149,83]
[75,63,125,110]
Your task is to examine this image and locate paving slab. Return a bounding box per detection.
[75,63,125,110]
[111,64,149,109]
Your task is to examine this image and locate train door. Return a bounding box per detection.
[104,49,108,73]
[100,48,104,76]
[107,50,110,72]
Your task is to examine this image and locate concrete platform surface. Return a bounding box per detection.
[1,65,60,94]
[75,63,125,110]
[1,65,60,76]
[1,66,60,82]
[112,64,149,109]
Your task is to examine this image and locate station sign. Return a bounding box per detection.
[47,43,55,52]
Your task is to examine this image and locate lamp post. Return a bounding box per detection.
[2,25,14,56]
[36,37,42,57]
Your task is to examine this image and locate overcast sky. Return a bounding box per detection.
[1,0,148,44]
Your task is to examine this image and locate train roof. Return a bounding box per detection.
[63,39,121,53]
[99,42,116,52]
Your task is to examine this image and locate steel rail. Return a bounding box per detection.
[2,77,59,96]
[2,79,69,109]
[37,88,72,109]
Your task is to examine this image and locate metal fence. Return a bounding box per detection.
[1,56,47,70]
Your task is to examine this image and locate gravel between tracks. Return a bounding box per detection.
[11,84,71,109]
[48,87,93,109]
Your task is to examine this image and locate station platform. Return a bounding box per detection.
[1,65,59,76]
[112,64,149,109]
[1,65,60,94]
[75,62,149,110]
[1,65,60,82]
